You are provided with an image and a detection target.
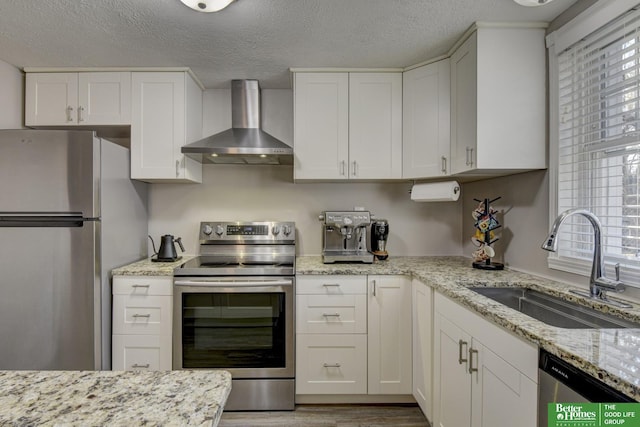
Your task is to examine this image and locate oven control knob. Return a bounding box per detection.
[215,225,224,236]
[272,225,281,235]
[283,225,292,236]
[203,225,213,235]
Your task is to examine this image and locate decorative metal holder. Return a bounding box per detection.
[472,197,504,270]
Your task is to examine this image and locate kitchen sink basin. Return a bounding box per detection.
[469,287,640,329]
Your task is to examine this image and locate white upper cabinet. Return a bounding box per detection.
[402,59,451,179]
[26,72,131,126]
[130,71,203,183]
[450,26,546,176]
[349,73,402,179]
[294,73,349,180]
[293,72,402,180]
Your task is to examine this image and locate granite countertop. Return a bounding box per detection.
[299,255,640,401]
[111,255,196,276]
[0,370,232,426]
[112,255,640,401]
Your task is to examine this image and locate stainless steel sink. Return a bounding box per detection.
[469,287,640,329]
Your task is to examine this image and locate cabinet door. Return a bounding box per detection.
[130,72,202,182]
[433,311,472,427]
[349,73,402,179]
[367,275,412,394]
[25,73,78,125]
[78,72,131,125]
[412,279,433,419]
[470,341,537,427]
[294,73,349,180]
[403,60,451,179]
[450,32,478,174]
[112,334,172,371]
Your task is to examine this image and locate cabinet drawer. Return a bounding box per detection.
[297,275,367,295]
[113,276,173,296]
[112,295,171,335]
[296,334,367,394]
[297,294,367,334]
[112,334,172,371]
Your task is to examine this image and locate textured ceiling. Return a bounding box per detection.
[0,0,576,89]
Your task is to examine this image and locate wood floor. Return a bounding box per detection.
[218,404,431,427]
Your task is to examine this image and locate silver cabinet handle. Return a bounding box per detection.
[468,348,479,374]
[131,284,150,288]
[132,314,151,318]
[78,106,84,122]
[340,161,346,176]
[352,161,357,177]
[322,283,341,287]
[458,339,468,364]
[323,363,341,368]
[175,159,180,177]
[372,279,377,296]
[66,106,74,122]
[132,363,150,369]
[441,156,447,174]
[322,313,341,317]
[466,147,474,167]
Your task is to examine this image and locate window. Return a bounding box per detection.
[553,7,640,279]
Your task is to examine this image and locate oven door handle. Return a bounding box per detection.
[174,279,292,287]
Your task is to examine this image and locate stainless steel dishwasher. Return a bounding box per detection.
[538,349,635,426]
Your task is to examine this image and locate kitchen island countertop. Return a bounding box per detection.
[0,369,231,426]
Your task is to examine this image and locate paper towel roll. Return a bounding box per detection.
[410,181,460,202]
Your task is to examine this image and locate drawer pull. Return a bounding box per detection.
[132,363,150,369]
[132,284,150,288]
[323,363,341,368]
[322,313,341,318]
[132,314,151,318]
[322,283,341,287]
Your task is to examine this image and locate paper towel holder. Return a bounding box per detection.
[407,182,460,195]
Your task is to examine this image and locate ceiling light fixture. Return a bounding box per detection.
[513,0,554,6]
[179,0,235,12]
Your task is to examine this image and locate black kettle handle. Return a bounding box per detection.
[175,237,185,252]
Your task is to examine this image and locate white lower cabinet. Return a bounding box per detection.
[296,274,412,400]
[412,279,433,420]
[112,276,173,371]
[368,275,412,395]
[433,292,538,427]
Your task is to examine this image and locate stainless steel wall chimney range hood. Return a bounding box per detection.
[182,80,293,165]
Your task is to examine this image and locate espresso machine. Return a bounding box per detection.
[319,210,374,263]
[371,219,389,260]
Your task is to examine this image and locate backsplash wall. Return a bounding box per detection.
[147,89,464,256]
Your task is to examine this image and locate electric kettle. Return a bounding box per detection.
[149,234,185,262]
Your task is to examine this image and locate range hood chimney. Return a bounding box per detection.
[182,80,293,165]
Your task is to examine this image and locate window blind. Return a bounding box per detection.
[556,6,640,271]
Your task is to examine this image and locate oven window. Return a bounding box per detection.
[181,292,287,369]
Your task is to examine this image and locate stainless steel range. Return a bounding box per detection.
[173,221,295,411]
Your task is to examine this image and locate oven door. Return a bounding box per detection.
[173,277,294,379]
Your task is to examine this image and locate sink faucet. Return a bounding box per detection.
[542,209,629,306]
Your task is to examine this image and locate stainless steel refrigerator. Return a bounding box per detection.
[0,130,148,370]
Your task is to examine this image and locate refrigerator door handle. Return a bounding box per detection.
[0,213,86,227]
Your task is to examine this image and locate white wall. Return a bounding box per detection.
[148,89,463,256]
[0,59,23,129]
